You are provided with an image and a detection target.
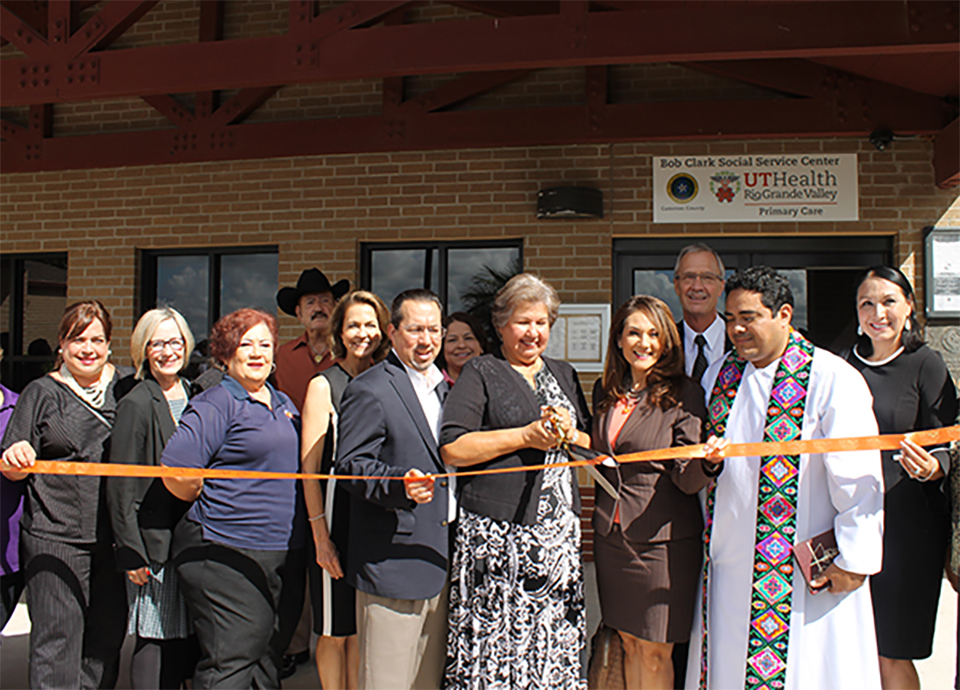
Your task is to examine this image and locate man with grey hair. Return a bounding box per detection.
[673,243,730,388]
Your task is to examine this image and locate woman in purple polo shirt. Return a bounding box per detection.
[161,308,303,688]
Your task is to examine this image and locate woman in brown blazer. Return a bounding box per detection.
[591,295,722,689]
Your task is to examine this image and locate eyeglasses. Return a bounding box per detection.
[146,338,185,353]
[677,272,723,286]
[402,325,446,339]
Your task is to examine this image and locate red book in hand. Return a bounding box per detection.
[793,529,839,594]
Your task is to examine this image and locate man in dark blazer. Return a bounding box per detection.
[335,288,451,690]
[674,243,732,390]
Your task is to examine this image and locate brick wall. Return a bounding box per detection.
[1,137,955,380]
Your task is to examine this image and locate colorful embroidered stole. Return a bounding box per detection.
[698,332,814,690]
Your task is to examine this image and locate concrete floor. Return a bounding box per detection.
[2,565,957,689]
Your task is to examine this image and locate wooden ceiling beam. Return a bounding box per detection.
[3,1,956,107]
[2,91,948,173]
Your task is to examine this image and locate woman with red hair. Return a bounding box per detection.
[162,308,304,688]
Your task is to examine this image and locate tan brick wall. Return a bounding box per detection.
[2,137,956,356]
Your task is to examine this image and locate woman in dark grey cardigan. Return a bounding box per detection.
[440,274,591,689]
[107,308,198,689]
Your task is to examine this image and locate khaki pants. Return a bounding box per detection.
[356,583,449,689]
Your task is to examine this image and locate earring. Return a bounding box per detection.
[270,362,277,374]
[857,325,863,336]
[107,349,113,357]
[904,320,911,331]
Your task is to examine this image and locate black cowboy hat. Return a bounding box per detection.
[276,268,350,316]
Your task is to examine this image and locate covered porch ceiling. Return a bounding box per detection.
[1,0,957,186]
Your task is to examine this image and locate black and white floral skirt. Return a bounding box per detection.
[444,464,586,689]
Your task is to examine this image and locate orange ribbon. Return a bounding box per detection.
[3,426,957,482]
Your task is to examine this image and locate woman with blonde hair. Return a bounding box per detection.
[107,307,199,689]
[301,290,391,690]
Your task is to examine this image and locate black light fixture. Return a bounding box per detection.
[537,186,604,219]
[869,128,895,151]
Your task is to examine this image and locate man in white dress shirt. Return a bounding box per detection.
[687,266,884,690]
[674,244,730,389]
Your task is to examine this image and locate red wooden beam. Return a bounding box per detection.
[208,87,282,128]
[3,1,956,107]
[63,0,159,59]
[2,91,949,173]
[933,117,959,188]
[0,0,46,48]
[403,70,532,113]
[0,3,48,56]
[0,118,28,142]
[685,59,951,120]
[196,0,226,119]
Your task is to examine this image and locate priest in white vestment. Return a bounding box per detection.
[686,266,884,690]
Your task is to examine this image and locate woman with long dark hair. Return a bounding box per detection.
[591,295,719,689]
[843,266,958,690]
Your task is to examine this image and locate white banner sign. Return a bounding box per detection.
[653,153,859,223]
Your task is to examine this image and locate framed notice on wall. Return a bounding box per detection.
[542,304,611,372]
[924,227,960,319]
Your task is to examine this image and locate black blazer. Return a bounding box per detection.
[439,353,590,526]
[107,376,192,570]
[334,351,450,601]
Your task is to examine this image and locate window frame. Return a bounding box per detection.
[139,245,279,336]
[359,239,523,309]
[0,252,69,392]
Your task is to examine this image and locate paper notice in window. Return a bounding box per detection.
[567,316,602,362]
[932,233,960,313]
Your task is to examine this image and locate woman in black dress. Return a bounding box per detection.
[1,300,130,688]
[591,296,719,689]
[301,290,390,690]
[844,266,958,690]
[441,273,591,689]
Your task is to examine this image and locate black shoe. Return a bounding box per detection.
[291,649,310,666]
[280,655,298,680]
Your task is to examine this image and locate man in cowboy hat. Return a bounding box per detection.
[274,268,349,678]
[275,268,350,412]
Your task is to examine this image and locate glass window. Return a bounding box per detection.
[362,241,522,311]
[142,247,278,342]
[220,253,278,317]
[156,255,209,341]
[0,254,68,392]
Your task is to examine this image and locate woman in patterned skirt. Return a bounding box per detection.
[440,273,591,689]
[107,308,199,689]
